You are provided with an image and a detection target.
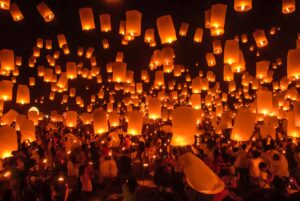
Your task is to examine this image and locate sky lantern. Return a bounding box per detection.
[180,153,225,194]
[231,50,245,73]
[287,49,300,79]
[147,97,161,120]
[66,62,77,79]
[127,110,143,135]
[116,51,124,62]
[20,119,35,142]
[282,0,295,14]
[179,22,189,36]
[93,109,108,134]
[231,109,256,141]
[171,106,197,146]
[253,29,268,48]
[108,111,119,127]
[1,110,18,125]
[190,94,201,110]
[194,28,203,43]
[234,0,252,12]
[224,40,239,65]
[57,73,68,89]
[16,84,30,105]
[126,10,142,36]
[0,80,13,101]
[79,7,95,31]
[15,115,26,131]
[256,88,273,115]
[113,62,127,83]
[0,49,15,72]
[79,113,92,125]
[36,2,54,22]
[294,102,300,127]
[0,0,9,10]
[57,34,67,48]
[256,60,270,79]
[65,111,77,128]
[156,15,177,44]
[223,64,234,81]
[204,10,211,28]
[287,111,300,138]
[102,39,109,49]
[212,40,222,54]
[210,4,227,36]
[154,70,164,86]
[0,126,17,159]
[206,53,216,67]
[99,13,112,32]
[9,3,23,21]
[28,108,39,126]
[144,28,155,43]
[192,77,201,93]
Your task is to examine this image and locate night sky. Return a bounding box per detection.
[0,0,300,114]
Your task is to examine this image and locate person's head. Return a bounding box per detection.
[258,162,267,172]
[252,150,261,159]
[127,176,137,194]
[273,153,280,161]
[241,143,247,150]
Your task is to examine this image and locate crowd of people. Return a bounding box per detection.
[0,118,300,201]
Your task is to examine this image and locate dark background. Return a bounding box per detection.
[0,0,300,114]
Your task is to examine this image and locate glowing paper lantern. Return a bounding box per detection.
[93,110,108,134]
[144,28,155,43]
[231,50,245,73]
[126,10,142,36]
[256,89,273,115]
[282,0,295,14]
[179,22,189,36]
[9,3,23,21]
[66,62,77,79]
[234,0,252,12]
[256,60,270,79]
[65,111,77,128]
[156,15,177,44]
[28,108,39,126]
[127,110,143,135]
[0,0,10,10]
[253,29,268,48]
[171,106,197,146]
[190,94,201,110]
[231,109,256,141]
[154,70,164,86]
[224,64,234,81]
[180,153,225,194]
[20,120,35,142]
[224,40,239,65]
[210,4,227,36]
[194,28,203,43]
[1,110,18,125]
[287,111,300,138]
[212,40,222,54]
[147,97,161,120]
[79,8,95,31]
[108,112,119,127]
[206,53,216,67]
[36,2,54,22]
[113,62,127,83]
[99,14,112,32]
[0,126,17,159]
[0,49,15,72]
[260,124,276,139]
[0,80,13,101]
[287,49,300,79]
[16,84,30,105]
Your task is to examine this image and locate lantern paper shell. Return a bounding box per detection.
[231,109,256,141]
[66,62,77,79]
[113,62,127,83]
[36,2,54,22]
[287,49,300,79]
[180,153,225,194]
[127,110,143,135]
[256,60,270,79]
[171,106,197,146]
[108,112,119,127]
[179,22,189,36]
[99,14,112,32]
[210,4,227,36]
[294,102,300,127]
[9,3,23,21]
[79,8,95,31]
[282,0,295,14]
[147,97,161,120]
[224,40,239,65]
[126,10,142,36]
[156,15,177,44]
[16,84,30,105]
[191,94,201,110]
[256,89,273,115]
[20,119,35,142]
[0,49,15,72]
[0,0,10,10]
[287,111,300,138]
[0,126,18,159]
[0,80,13,101]
[234,0,252,12]
[65,111,77,128]
[93,110,108,134]
[253,29,268,48]
[194,28,203,43]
